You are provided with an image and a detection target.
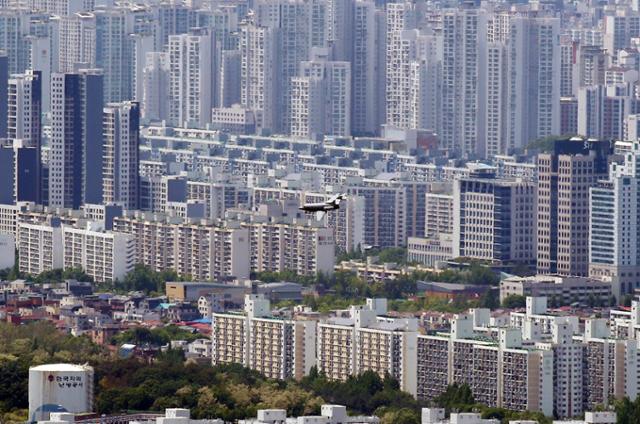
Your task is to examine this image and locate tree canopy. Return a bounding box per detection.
[502,294,526,309]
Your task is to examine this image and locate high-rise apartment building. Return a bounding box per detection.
[417,313,553,415]
[581,318,639,410]
[385,3,415,130]
[347,184,406,248]
[255,0,310,133]
[56,12,96,73]
[155,1,198,50]
[291,49,351,138]
[218,50,241,108]
[7,69,42,149]
[61,223,135,282]
[603,9,640,54]
[578,84,632,141]
[95,8,132,103]
[0,53,7,138]
[536,321,585,418]
[240,220,335,276]
[211,294,316,380]
[49,69,104,209]
[0,10,41,75]
[440,8,486,157]
[17,219,63,275]
[537,138,611,276]
[102,101,140,210]
[239,23,279,133]
[112,213,250,280]
[317,299,417,396]
[168,29,214,128]
[351,0,378,135]
[28,0,94,16]
[506,17,560,151]
[141,52,169,123]
[424,191,453,237]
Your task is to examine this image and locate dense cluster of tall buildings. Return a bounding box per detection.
[4,0,640,288]
[0,0,640,151]
[5,0,640,418]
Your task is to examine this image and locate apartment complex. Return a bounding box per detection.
[61,224,135,283]
[18,220,64,275]
[416,318,553,415]
[17,219,134,282]
[240,220,334,276]
[112,212,250,280]
[211,295,316,380]
[317,299,418,396]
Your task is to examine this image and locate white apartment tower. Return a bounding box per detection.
[291,49,351,138]
[168,29,214,128]
[290,75,323,138]
[95,8,136,103]
[56,12,96,73]
[317,299,418,396]
[255,0,310,133]
[507,16,560,151]
[440,8,486,157]
[102,102,140,210]
[8,69,42,150]
[62,224,135,283]
[18,221,63,275]
[385,2,415,130]
[483,13,510,157]
[239,23,279,133]
[484,41,508,157]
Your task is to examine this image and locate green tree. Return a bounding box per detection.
[378,408,420,424]
[377,248,408,265]
[119,264,180,293]
[502,294,526,309]
[479,289,500,310]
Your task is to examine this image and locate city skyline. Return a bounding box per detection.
[4,0,640,422]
